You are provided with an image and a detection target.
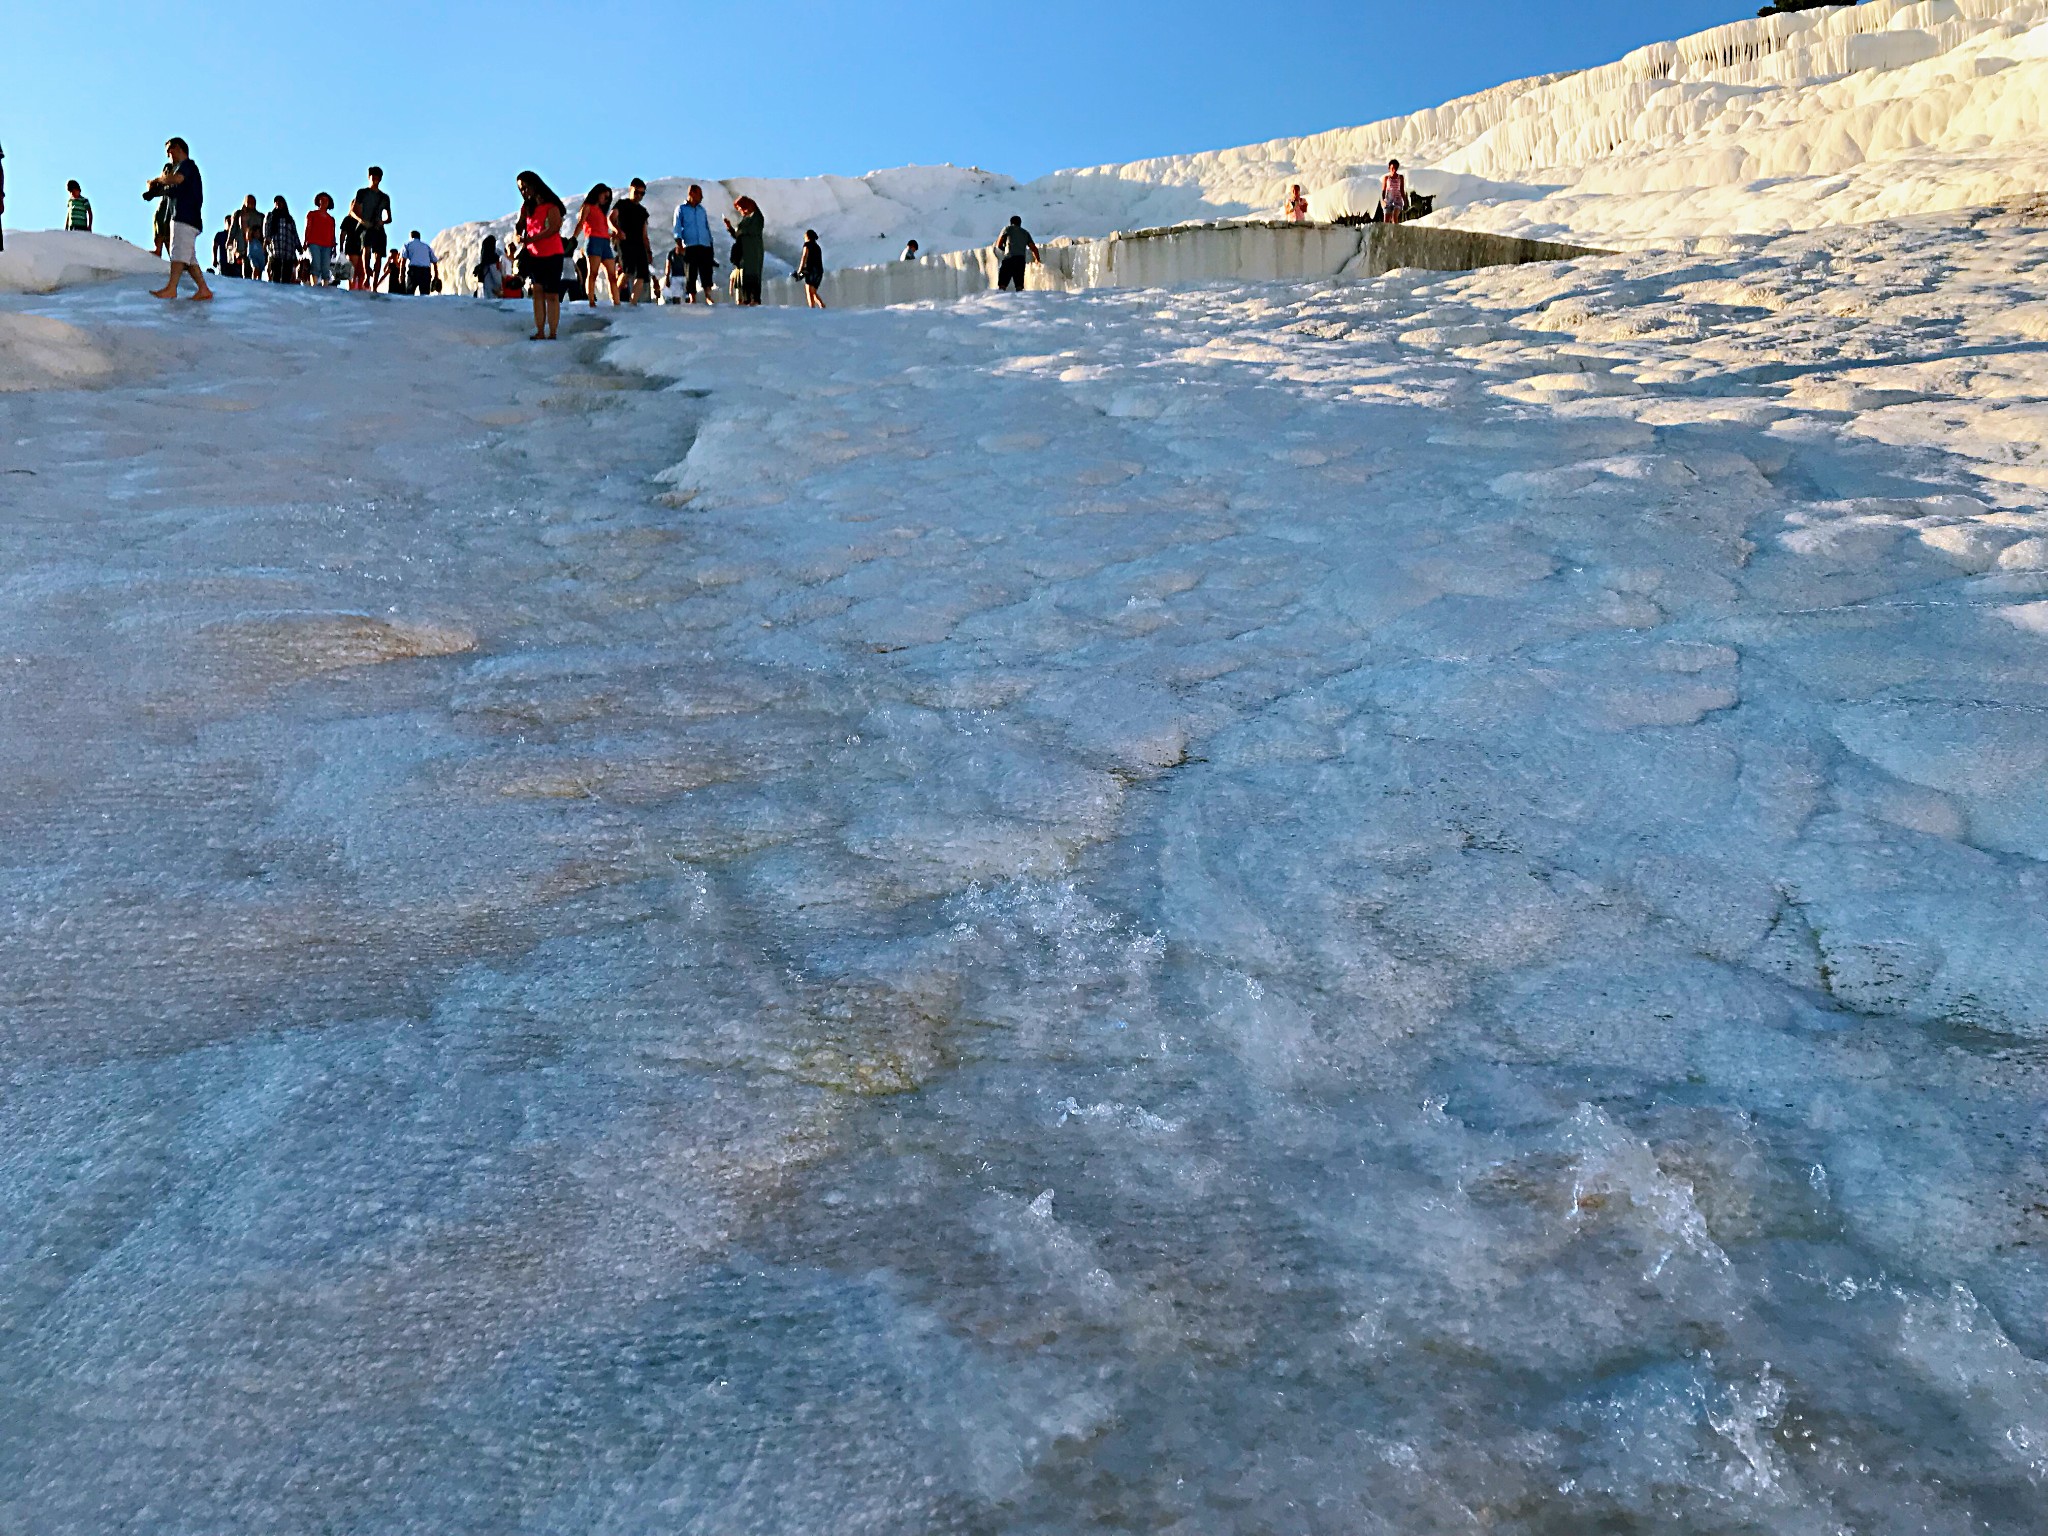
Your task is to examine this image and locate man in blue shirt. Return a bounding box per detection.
[148,137,213,301]
[400,231,438,295]
[671,183,716,305]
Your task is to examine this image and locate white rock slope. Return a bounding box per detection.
[7,3,2048,1531]
[439,0,2048,274]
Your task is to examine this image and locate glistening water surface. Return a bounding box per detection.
[5,239,2048,1534]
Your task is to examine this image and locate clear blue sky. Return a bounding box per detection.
[5,0,1745,243]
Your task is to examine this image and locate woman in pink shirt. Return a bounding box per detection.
[515,171,567,341]
[577,183,620,307]
[1380,160,1409,226]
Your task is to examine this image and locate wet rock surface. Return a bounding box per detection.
[4,244,2048,1533]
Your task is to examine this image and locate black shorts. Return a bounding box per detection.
[998,257,1028,291]
[362,223,388,256]
[518,250,566,295]
[620,245,652,279]
[683,246,715,293]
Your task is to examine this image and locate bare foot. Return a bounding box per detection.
[529,331,545,341]
[149,286,176,299]
[189,291,214,302]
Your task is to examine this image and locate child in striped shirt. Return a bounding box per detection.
[65,180,92,232]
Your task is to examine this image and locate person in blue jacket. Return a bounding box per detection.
[671,183,717,305]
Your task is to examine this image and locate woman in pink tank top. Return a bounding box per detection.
[1381,160,1409,226]
[577,183,620,307]
[514,171,567,340]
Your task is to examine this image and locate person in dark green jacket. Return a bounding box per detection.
[724,195,765,306]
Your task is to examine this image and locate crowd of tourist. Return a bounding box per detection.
[112,135,1410,323]
[134,151,445,299]
[485,174,821,338]
[123,134,1053,321]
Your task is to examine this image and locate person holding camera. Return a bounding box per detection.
[724,194,764,306]
[147,138,213,301]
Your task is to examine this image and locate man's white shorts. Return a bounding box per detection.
[170,222,198,265]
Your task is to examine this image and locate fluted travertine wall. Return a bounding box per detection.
[757,222,1604,309]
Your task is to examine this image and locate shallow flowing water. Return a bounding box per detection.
[5,242,2048,1534]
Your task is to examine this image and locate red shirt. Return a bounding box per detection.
[523,205,564,258]
[305,208,336,246]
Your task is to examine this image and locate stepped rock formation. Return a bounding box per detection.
[439,0,2048,275]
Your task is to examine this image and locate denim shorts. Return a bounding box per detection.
[585,236,614,261]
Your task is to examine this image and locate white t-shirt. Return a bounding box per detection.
[402,238,436,267]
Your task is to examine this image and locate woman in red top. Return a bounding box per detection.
[304,192,338,286]
[577,183,619,308]
[515,171,567,341]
